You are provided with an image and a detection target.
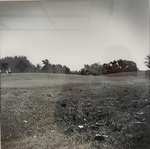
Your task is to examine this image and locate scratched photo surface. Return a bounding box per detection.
[0,0,149,149]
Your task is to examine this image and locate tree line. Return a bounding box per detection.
[0,55,149,75]
[0,56,71,74]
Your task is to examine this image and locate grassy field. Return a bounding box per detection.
[1,72,150,149]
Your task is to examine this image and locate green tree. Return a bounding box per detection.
[42,59,49,66]
[145,55,150,69]
[36,64,41,69]
[84,62,103,75]
[41,59,50,72]
[80,68,87,75]
[63,65,71,74]
[0,56,36,73]
[15,60,28,72]
[102,59,138,74]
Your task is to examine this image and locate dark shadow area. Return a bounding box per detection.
[54,82,150,149]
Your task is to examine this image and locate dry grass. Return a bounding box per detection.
[1,72,150,149]
[2,130,93,149]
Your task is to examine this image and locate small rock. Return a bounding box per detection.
[23,120,27,123]
[136,112,144,115]
[94,134,105,141]
[51,130,55,133]
[84,118,87,122]
[142,118,146,122]
[96,122,104,126]
[78,125,84,129]
[103,135,108,138]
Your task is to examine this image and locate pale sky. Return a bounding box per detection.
[0,0,149,71]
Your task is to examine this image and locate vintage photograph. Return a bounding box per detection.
[0,0,149,149]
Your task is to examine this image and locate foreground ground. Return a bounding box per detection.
[1,72,150,149]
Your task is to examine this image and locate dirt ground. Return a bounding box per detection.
[1,72,150,149]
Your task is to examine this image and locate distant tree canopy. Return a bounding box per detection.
[36,63,41,70]
[79,62,103,75]
[0,56,71,74]
[145,55,150,69]
[0,56,139,75]
[0,56,36,72]
[63,66,71,74]
[41,59,70,74]
[41,59,50,72]
[15,60,28,72]
[1,63,9,70]
[102,59,138,74]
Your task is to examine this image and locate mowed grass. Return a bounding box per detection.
[1,72,150,149]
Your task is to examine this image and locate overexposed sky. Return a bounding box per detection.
[0,0,149,71]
